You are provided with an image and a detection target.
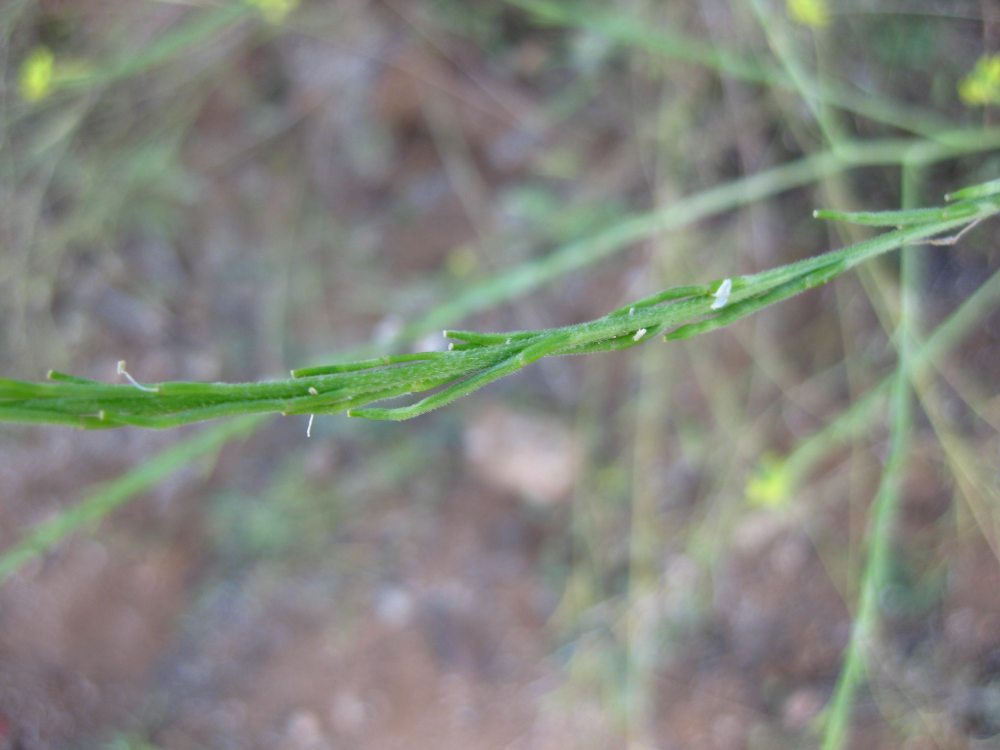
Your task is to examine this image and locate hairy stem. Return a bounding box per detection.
[0,186,995,431]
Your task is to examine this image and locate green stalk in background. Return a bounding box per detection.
[0,415,261,583]
[818,163,922,749]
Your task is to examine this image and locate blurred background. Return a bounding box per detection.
[1,1,999,748]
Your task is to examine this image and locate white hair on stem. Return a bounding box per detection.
[116,360,158,392]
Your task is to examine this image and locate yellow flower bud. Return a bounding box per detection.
[19,47,54,102]
[246,0,299,25]
[959,54,1000,106]
[786,0,830,29]
[746,454,791,508]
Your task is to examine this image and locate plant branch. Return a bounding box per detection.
[0,184,996,430]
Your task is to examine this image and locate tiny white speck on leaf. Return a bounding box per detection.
[711,278,732,310]
[633,328,647,341]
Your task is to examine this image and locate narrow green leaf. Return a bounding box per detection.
[945,177,1000,202]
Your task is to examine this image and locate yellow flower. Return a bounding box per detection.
[19,47,55,102]
[246,0,298,24]
[786,0,830,29]
[446,245,478,278]
[746,454,791,508]
[959,54,1000,106]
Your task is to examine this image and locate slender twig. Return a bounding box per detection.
[819,163,924,749]
[0,186,995,430]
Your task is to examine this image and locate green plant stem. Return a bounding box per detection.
[781,258,1000,490]
[744,0,845,145]
[506,0,954,138]
[61,2,252,94]
[819,164,922,748]
[820,328,912,749]
[0,187,994,430]
[0,415,260,582]
[382,130,1000,349]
